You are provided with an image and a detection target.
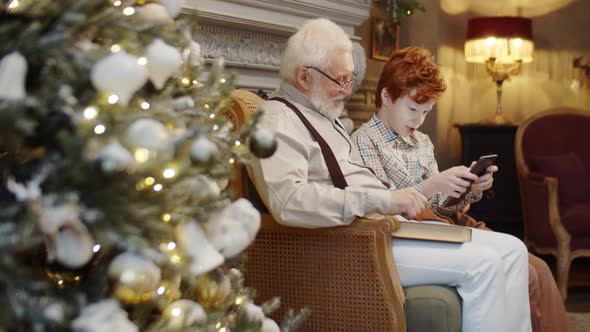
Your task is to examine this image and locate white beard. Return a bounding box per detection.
[309,85,345,121]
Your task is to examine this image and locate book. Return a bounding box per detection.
[391,220,472,243]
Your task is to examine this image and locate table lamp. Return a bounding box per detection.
[465,16,534,124]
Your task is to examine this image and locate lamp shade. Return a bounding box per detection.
[465,16,534,64]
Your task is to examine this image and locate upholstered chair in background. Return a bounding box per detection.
[226,89,462,332]
[516,108,590,300]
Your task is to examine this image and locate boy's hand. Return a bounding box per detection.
[421,166,478,198]
[389,187,427,218]
[471,165,498,195]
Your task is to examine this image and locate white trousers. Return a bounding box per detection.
[392,228,532,332]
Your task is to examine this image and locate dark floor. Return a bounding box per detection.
[537,255,590,312]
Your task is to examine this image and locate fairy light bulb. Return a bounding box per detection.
[113,0,122,6]
[108,94,119,104]
[110,44,121,53]
[163,168,176,179]
[137,57,147,65]
[83,106,98,120]
[140,101,150,110]
[157,286,166,295]
[93,244,101,253]
[8,1,20,10]
[167,242,176,250]
[144,177,155,185]
[122,7,135,16]
[94,124,106,134]
[161,213,171,222]
[134,148,150,163]
[153,184,163,192]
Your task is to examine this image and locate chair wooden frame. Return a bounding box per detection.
[515,108,590,300]
[226,89,407,331]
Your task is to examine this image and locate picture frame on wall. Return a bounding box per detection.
[372,16,399,61]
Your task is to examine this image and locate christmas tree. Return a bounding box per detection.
[0,0,305,330]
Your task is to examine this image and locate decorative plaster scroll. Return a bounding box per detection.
[196,24,286,70]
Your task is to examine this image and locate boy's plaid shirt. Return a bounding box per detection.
[351,115,481,216]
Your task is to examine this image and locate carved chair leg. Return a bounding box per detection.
[555,249,572,301]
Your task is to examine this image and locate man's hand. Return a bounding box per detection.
[389,187,428,218]
[421,166,478,198]
[471,165,498,195]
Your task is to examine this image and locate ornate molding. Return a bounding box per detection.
[196,24,286,70]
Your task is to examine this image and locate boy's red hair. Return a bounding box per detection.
[375,47,447,107]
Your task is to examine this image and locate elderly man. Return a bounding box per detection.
[248,18,532,331]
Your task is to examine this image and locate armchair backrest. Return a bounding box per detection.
[516,108,590,176]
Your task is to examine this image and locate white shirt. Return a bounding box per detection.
[248,83,393,228]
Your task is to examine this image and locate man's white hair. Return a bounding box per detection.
[280,18,353,83]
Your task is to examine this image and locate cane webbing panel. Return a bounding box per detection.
[245,217,403,331]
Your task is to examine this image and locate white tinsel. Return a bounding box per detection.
[0,51,27,100]
[206,198,261,258]
[176,221,224,276]
[72,299,138,332]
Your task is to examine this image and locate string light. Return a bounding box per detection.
[209,114,215,119]
[144,177,155,185]
[234,140,241,146]
[192,80,198,85]
[83,106,98,120]
[170,254,181,264]
[167,242,176,250]
[216,322,222,329]
[204,104,210,109]
[137,57,148,65]
[161,213,171,222]
[171,308,181,317]
[58,280,64,286]
[93,244,101,253]
[134,149,150,163]
[228,158,235,164]
[153,184,163,192]
[219,328,226,332]
[122,7,135,16]
[113,0,122,6]
[213,124,219,131]
[235,297,243,305]
[94,124,106,135]
[181,78,190,86]
[110,44,121,53]
[219,78,226,84]
[157,286,166,295]
[108,94,119,104]
[163,168,176,179]
[8,0,20,9]
[140,101,150,110]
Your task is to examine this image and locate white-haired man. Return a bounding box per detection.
[248,18,532,331]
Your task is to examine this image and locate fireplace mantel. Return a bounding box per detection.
[182,0,371,92]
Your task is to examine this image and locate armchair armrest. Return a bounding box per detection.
[245,213,406,332]
[518,172,571,250]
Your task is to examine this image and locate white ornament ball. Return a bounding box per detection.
[190,136,219,165]
[145,38,182,89]
[125,118,173,163]
[97,141,135,173]
[207,198,261,258]
[160,0,183,18]
[107,252,161,292]
[90,51,148,106]
[262,318,281,332]
[242,302,265,323]
[163,300,206,329]
[136,4,174,25]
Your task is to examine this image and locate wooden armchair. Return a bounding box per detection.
[515,108,590,300]
[226,89,461,332]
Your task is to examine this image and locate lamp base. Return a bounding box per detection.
[485,113,513,125]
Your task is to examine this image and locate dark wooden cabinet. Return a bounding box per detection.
[455,124,523,239]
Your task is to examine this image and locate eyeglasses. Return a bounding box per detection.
[306,66,356,93]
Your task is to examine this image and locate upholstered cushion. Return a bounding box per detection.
[529,152,590,210]
[561,203,590,237]
[404,285,462,332]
